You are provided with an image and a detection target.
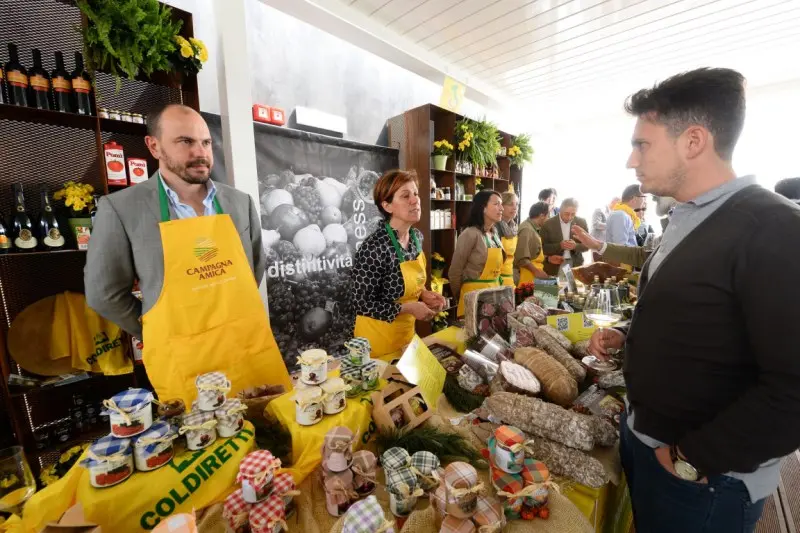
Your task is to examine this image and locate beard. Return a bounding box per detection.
[641,162,686,197]
[163,152,211,185]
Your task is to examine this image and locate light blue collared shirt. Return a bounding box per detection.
[159,173,218,219]
[605,209,637,246]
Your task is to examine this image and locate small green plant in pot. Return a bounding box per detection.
[432,139,454,171]
[77,0,183,89]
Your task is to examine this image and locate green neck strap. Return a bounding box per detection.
[385,222,420,263]
[157,171,223,222]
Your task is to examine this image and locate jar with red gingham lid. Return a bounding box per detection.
[249,494,287,533]
[238,450,281,503]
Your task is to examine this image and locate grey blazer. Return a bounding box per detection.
[84,174,266,337]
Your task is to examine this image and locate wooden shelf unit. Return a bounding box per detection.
[387,104,525,336]
[0,0,199,477]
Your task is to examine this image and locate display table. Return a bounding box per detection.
[20,422,257,533]
[428,327,634,533]
[266,375,377,485]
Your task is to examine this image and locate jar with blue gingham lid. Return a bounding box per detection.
[81,434,134,488]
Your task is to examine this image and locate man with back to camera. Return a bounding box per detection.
[605,184,646,246]
[774,177,800,204]
[587,68,800,532]
[538,198,588,275]
[85,104,291,403]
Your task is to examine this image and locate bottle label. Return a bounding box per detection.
[30,74,49,91]
[7,70,28,88]
[53,76,71,93]
[15,229,37,249]
[45,228,65,248]
[72,78,91,94]
[0,67,4,81]
[0,235,9,249]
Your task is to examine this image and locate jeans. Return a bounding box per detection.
[620,411,766,533]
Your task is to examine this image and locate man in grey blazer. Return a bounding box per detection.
[539,197,589,276]
[85,104,265,338]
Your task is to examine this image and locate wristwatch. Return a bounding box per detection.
[670,445,703,481]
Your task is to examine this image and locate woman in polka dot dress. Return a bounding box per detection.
[352,170,447,360]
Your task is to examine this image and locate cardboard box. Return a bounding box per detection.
[371,365,431,431]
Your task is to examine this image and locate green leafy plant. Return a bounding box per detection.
[375,424,488,469]
[455,117,502,171]
[77,0,183,88]
[509,133,534,168]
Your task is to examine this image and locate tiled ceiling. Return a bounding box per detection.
[334,0,800,114]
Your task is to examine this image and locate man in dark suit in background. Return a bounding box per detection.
[539,197,589,275]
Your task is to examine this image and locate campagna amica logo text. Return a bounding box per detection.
[194,237,218,262]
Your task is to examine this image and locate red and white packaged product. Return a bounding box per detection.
[104,142,128,186]
[128,158,149,184]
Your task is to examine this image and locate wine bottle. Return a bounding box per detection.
[4,44,29,107]
[0,214,10,254]
[10,184,37,252]
[28,49,52,110]
[39,188,65,251]
[51,51,73,113]
[71,52,93,115]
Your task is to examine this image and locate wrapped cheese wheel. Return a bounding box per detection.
[494,361,541,396]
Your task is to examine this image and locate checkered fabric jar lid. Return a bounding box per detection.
[444,461,479,491]
[521,457,550,485]
[440,515,476,533]
[472,495,505,530]
[385,466,418,497]
[195,371,230,391]
[81,434,132,467]
[340,360,364,376]
[409,451,440,476]
[342,495,394,533]
[214,398,246,419]
[490,463,524,496]
[345,337,371,355]
[381,447,411,471]
[431,485,447,516]
[360,360,378,373]
[323,426,355,453]
[133,420,175,454]
[238,450,281,483]
[223,489,251,529]
[351,450,376,473]
[182,410,215,427]
[493,425,525,448]
[249,494,286,533]
[102,388,153,415]
[271,472,296,497]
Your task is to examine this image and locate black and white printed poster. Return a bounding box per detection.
[204,114,399,368]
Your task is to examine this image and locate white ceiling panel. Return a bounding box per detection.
[326,0,800,114]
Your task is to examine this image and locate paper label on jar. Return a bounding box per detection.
[90,456,133,488]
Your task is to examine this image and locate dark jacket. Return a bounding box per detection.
[539,215,589,275]
[623,186,800,476]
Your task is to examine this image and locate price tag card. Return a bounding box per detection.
[546,312,597,343]
[396,335,446,407]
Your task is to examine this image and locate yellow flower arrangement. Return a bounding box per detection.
[53,181,95,215]
[433,139,454,156]
[39,443,90,487]
[457,131,474,151]
[432,252,446,262]
[171,35,208,75]
[507,145,521,157]
[0,474,19,489]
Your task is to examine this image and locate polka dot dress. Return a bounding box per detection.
[351,223,423,323]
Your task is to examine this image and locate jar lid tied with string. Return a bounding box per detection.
[238,450,282,503]
[215,398,247,437]
[180,410,217,451]
[133,420,176,471]
[195,371,231,411]
[102,388,154,438]
[80,434,134,488]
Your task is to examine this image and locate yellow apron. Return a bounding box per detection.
[457,233,503,317]
[142,177,292,404]
[499,235,518,287]
[353,223,426,361]
[518,226,545,286]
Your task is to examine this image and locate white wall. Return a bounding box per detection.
[520,78,800,231]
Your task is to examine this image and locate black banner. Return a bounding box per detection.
[204,114,399,368]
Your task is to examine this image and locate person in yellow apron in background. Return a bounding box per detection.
[515,201,554,285]
[85,104,292,404]
[450,190,505,317]
[352,170,446,360]
[496,191,519,287]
